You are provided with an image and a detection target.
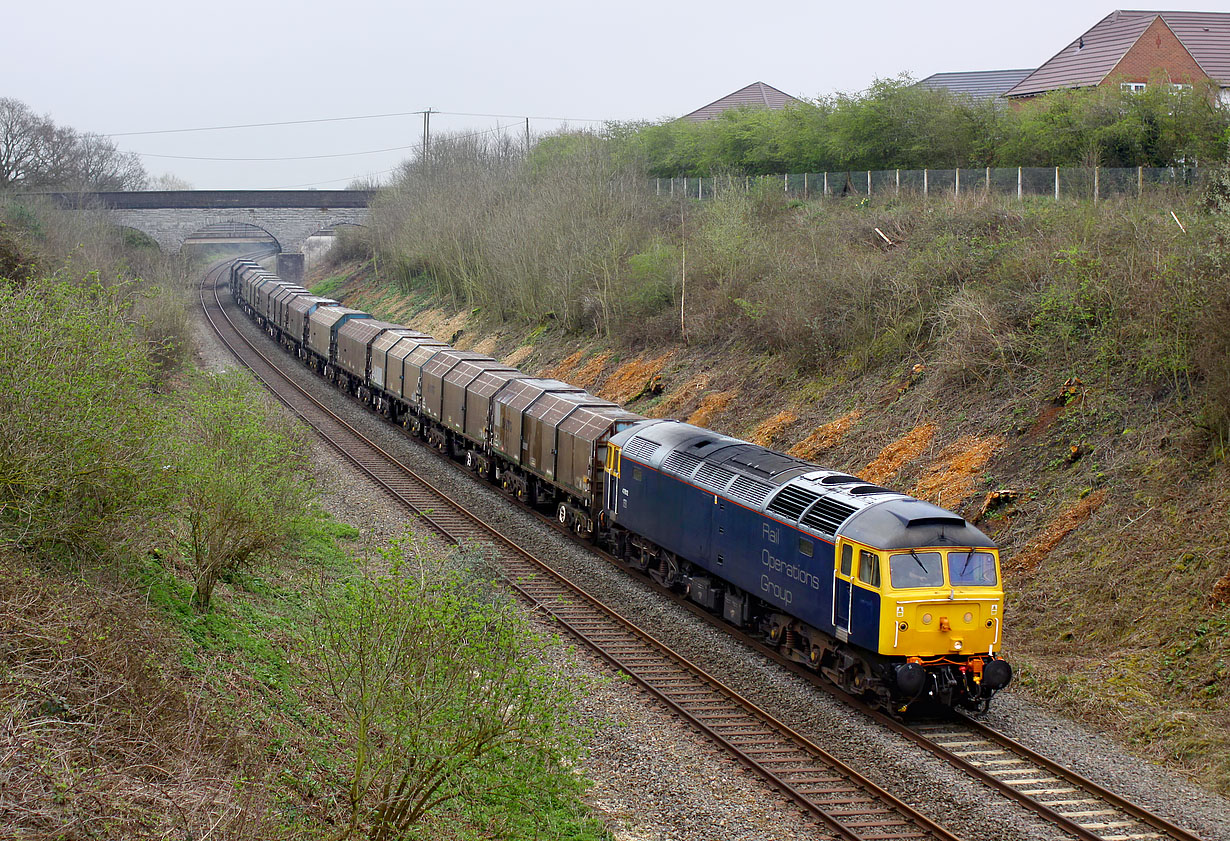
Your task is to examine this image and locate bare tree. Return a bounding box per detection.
[0,97,147,190]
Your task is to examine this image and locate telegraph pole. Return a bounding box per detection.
[422,108,434,162]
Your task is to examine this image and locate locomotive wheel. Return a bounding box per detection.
[557,503,569,527]
[465,450,476,470]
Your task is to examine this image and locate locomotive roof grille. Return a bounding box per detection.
[661,451,702,479]
[695,462,736,491]
[727,475,773,507]
[767,485,821,521]
[800,497,859,535]
[623,437,660,462]
[850,484,892,495]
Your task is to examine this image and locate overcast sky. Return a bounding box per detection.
[9,0,1223,189]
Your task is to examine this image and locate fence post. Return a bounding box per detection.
[867,170,872,196]
[1054,167,1059,201]
[784,173,789,194]
[804,172,809,199]
[824,172,828,197]
[684,176,688,199]
[1093,167,1099,203]
[745,175,750,191]
[699,178,703,200]
[924,169,929,197]
[1017,167,1022,200]
[986,166,991,196]
[1138,165,1143,198]
[896,169,900,196]
[956,167,960,197]
[670,178,675,197]
[656,178,660,196]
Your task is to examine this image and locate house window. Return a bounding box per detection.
[1121,82,1147,93]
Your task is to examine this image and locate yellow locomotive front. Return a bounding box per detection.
[878,547,1004,659]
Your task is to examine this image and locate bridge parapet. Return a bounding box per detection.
[32,190,374,253]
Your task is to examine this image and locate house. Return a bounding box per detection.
[681,81,802,121]
[1003,10,1230,100]
[916,69,1035,101]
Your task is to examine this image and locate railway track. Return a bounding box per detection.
[200,258,962,840]
[200,256,1211,841]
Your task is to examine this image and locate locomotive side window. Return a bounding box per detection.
[633,467,643,482]
[947,551,997,586]
[840,544,853,576]
[858,550,881,587]
[889,551,943,588]
[799,538,813,557]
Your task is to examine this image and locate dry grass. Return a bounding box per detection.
[1010,489,1109,573]
[912,435,1003,511]
[687,391,737,428]
[501,345,535,368]
[749,411,798,447]
[646,373,711,419]
[569,351,613,389]
[861,423,937,485]
[468,335,500,355]
[0,554,269,839]
[786,411,862,461]
[539,348,587,380]
[598,353,672,405]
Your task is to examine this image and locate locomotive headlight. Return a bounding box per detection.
[964,612,973,624]
[953,640,963,650]
[922,613,933,625]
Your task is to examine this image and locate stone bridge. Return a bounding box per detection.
[41,190,374,281]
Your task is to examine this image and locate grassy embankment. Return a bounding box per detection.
[318,168,1230,792]
[0,198,608,840]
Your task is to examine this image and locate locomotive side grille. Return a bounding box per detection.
[695,463,735,490]
[623,437,660,462]
[662,451,702,478]
[801,497,859,535]
[726,476,772,507]
[767,485,820,520]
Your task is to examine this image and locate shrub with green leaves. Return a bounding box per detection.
[0,276,168,564]
[168,370,313,610]
[309,534,593,840]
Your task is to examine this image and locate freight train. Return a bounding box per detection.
[230,259,1012,713]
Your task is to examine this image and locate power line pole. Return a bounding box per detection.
[524,117,531,153]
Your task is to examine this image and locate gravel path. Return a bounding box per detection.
[192,287,1230,841]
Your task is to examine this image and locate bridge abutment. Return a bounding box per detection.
[275,252,306,285]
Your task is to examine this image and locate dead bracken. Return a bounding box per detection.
[749,411,799,447]
[687,391,736,428]
[786,411,862,461]
[1010,489,1108,573]
[861,423,937,485]
[912,435,1002,510]
[598,354,673,405]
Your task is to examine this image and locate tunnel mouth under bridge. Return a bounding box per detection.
[181,222,281,258]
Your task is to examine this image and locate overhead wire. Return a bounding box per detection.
[106,108,608,138]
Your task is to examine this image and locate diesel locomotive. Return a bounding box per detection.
[230,258,1012,712]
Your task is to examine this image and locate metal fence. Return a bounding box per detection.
[652,166,1205,202]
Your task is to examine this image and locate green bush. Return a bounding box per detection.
[0,276,168,564]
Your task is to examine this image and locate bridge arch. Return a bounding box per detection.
[180,219,283,255]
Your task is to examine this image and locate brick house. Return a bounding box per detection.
[1003,10,1230,101]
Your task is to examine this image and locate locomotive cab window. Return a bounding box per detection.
[840,544,853,576]
[889,551,943,589]
[857,550,880,588]
[947,551,997,586]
